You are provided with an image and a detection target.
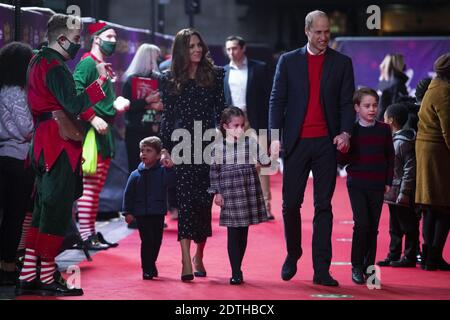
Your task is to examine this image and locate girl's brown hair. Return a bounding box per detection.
[168,28,216,95]
[219,107,246,137]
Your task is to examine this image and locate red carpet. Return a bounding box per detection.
[20,174,450,300]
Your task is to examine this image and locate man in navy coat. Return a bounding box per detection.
[269,10,356,286]
[224,36,274,219]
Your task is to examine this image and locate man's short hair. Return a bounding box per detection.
[353,87,379,105]
[139,136,162,153]
[305,10,328,30]
[47,14,81,43]
[225,35,246,48]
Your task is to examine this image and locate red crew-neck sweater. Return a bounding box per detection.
[300,52,329,138]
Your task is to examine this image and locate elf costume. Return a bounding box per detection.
[16,46,106,296]
[73,22,118,249]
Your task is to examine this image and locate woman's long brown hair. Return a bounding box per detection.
[168,28,216,95]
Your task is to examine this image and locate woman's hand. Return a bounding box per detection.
[214,194,224,207]
[145,91,161,104]
[160,149,173,168]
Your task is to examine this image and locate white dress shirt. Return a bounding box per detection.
[228,57,248,112]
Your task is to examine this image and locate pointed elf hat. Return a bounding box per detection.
[88,22,114,38]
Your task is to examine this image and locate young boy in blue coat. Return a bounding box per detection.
[123,137,175,280]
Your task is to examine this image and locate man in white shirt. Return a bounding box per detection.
[224,36,274,219]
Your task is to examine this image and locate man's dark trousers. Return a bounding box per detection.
[282,136,337,276]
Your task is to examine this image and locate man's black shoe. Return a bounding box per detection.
[313,273,339,287]
[281,256,298,281]
[38,276,83,296]
[376,257,395,267]
[390,257,416,268]
[351,268,365,285]
[15,278,41,296]
[96,232,119,248]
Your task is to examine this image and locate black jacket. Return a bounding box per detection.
[384,128,416,207]
[224,59,271,132]
[122,162,175,216]
[377,71,409,121]
[269,46,355,157]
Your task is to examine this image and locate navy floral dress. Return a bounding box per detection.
[160,68,226,243]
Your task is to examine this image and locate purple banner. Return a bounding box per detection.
[333,37,450,94]
[0,4,15,48]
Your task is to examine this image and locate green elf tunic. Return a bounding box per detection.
[27,47,106,258]
[73,52,117,159]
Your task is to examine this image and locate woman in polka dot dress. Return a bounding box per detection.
[160,29,226,281]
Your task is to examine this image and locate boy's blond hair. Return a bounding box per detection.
[353,87,379,105]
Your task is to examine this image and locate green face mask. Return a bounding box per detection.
[99,39,117,56]
[59,37,81,60]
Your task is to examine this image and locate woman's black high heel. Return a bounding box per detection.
[181,274,194,282]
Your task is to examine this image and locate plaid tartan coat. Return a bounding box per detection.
[208,137,268,227]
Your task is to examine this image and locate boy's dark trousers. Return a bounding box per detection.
[348,187,384,271]
[136,215,165,273]
[227,227,249,277]
[387,204,420,262]
[0,156,35,263]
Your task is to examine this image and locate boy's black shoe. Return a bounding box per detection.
[38,276,83,296]
[390,257,416,268]
[281,256,298,281]
[96,232,119,248]
[15,278,41,296]
[351,268,365,285]
[143,272,154,280]
[376,257,395,267]
[313,273,339,287]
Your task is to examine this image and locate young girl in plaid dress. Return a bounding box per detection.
[209,107,269,285]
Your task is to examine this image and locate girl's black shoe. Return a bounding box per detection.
[230,271,243,285]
